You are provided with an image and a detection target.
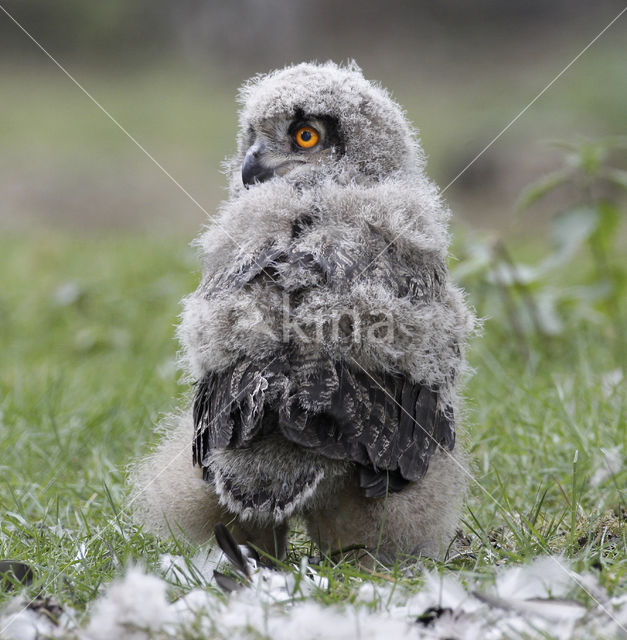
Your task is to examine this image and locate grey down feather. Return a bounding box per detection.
[175,61,474,523]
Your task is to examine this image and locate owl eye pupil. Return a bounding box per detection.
[295,125,319,148]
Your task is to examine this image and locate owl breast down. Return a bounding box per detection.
[190,217,458,524]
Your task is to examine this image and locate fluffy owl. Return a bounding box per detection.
[129,61,473,563]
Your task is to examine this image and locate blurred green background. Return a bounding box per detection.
[0,2,625,609]
[1,0,625,234]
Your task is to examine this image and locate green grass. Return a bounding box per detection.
[0,20,625,637]
[0,232,196,605]
[0,229,624,627]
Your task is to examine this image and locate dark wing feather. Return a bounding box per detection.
[278,358,455,497]
[358,466,410,498]
[213,523,250,578]
[192,356,288,469]
[193,356,454,499]
[193,227,453,498]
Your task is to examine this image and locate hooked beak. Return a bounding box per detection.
[242,141,275,187]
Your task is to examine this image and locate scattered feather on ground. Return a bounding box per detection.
[1,554,625,639]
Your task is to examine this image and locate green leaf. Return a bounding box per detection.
[602,168,627,191]
[536,206,599,273]
[578,142,607,175]
[450,239,493,282]
[534,290,564,335]
[599,135,627,151]
[589,201,621,257]
[516,168,572,211]
[487,262,539,286]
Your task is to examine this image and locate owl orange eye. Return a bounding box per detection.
[295,126,319,149]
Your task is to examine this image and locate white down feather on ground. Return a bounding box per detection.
[1,552,625,640]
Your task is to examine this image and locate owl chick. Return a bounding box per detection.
[129,61,473,564]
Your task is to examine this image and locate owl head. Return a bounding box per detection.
[225,61,426,195]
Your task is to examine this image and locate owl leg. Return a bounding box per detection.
[304,447,468,565]
[128,411,288,558]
